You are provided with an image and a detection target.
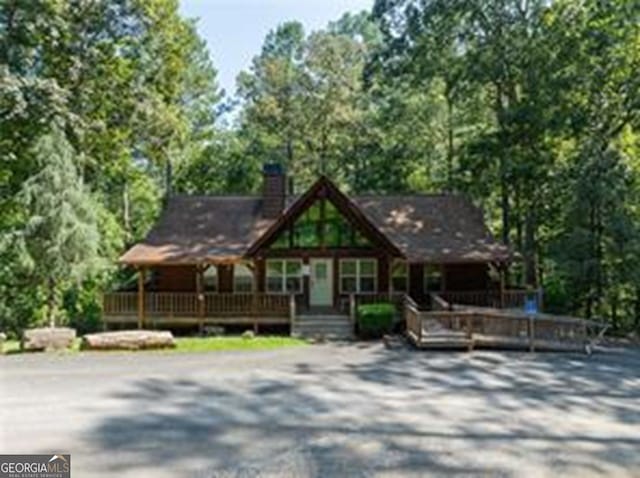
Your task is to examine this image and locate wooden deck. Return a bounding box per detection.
[103,292,294,331]
[405,296,607,353]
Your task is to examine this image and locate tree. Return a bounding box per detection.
[15,127,102,327]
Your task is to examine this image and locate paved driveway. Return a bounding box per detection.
[1,344,639,477]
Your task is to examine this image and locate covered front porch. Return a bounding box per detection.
[102,259,532,333]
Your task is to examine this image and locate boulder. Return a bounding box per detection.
[82,330,175,351]
[22,327,76,351]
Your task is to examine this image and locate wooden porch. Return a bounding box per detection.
[405,294,607,353]
[102,288,533,330]
[103,292,294,331]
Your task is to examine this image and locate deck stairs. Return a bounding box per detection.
[292,313,353,340]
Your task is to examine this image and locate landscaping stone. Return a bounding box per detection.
[82,330,175,350]
[242,330,255,339]
[22,327,76,351]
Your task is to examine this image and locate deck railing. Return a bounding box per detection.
[404,297,605,353]
[146,293,199,317]
[204,293,290,317]
[103,292,137,316]
[103,292,292,319]
[439,289,538,310]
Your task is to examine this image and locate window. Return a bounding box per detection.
[269,199,373,250]
[233,263,254,293]
[324,201,373,248]
[391,260,408,293]
[292,201,322,248]
[424,264,442,292]
[203,266,218,292]
[266,260,303,293]
[340,259,377,293]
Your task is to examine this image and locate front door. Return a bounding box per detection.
[310,259,333,306]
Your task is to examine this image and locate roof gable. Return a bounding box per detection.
[247,176,402,256]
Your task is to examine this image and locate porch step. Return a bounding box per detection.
[292,315,353,340]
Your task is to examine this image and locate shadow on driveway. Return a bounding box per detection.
[86,346,640,477]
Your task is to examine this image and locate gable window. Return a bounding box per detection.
[233,263,254,293]
[266,259,303,293]
[270,199,373,250]
[424,264,443,292]
[340,259,377,293]
[203,266,218,292]
[391,260,408,293]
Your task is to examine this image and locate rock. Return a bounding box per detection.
[242,330,255,339]
[82,330,175,350]
[22,327,76,351]
[0,332,6,353]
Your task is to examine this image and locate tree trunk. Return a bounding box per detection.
[446,91,455,191]
[165,159,173,199]
[47,277,56,328]
[524,206,537,287]
[634,286,640,331]
[123,179,131,242]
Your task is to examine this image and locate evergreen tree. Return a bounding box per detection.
[15,126,102,328]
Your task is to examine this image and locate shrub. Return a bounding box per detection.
[357,302,395,338]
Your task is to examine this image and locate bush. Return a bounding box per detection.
[357,302,395,338]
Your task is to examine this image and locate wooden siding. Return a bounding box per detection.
[151,265,197,292]
[444,263,489,291]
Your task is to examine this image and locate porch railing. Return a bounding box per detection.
[405,297,605,352]
[204,293,289,317]
[103,292,292,319]
[103,292,137,316]
[439,289,539,310]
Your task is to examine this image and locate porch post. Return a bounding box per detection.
[137,266,146,329]
[196,265,205,334]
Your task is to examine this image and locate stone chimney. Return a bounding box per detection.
[262,163,286,218]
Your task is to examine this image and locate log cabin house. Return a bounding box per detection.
[104,164,527,336]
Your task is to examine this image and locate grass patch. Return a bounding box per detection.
[2,340,21,354]
[173,336,308,353]
[1,335,307,355]
[1,338,82,355]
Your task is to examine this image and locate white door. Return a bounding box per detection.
[310,259,333,306]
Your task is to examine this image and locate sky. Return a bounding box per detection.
[179,0,373,97]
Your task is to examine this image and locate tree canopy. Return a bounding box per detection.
[1,0,638,334]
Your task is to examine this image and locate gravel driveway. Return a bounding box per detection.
[1,343,639,477]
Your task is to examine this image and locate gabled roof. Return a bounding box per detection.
[352,195,511,263]
[119,196,275,265]
[246,176,402,256]
[119,178,511,265]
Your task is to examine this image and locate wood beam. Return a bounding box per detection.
[196,265,205,334]
[137,267,146,329]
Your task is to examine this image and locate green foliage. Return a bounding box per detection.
[1,0,638,334]
[14,127,102,327]
[0,0,220,334]
[357,303,396,338]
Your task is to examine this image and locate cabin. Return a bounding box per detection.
[103,164,529,337]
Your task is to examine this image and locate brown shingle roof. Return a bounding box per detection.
[352,194,511,263]
[119,196,275,265]
[119,190,511,265]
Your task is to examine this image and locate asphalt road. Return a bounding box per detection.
[1,343,639,477]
